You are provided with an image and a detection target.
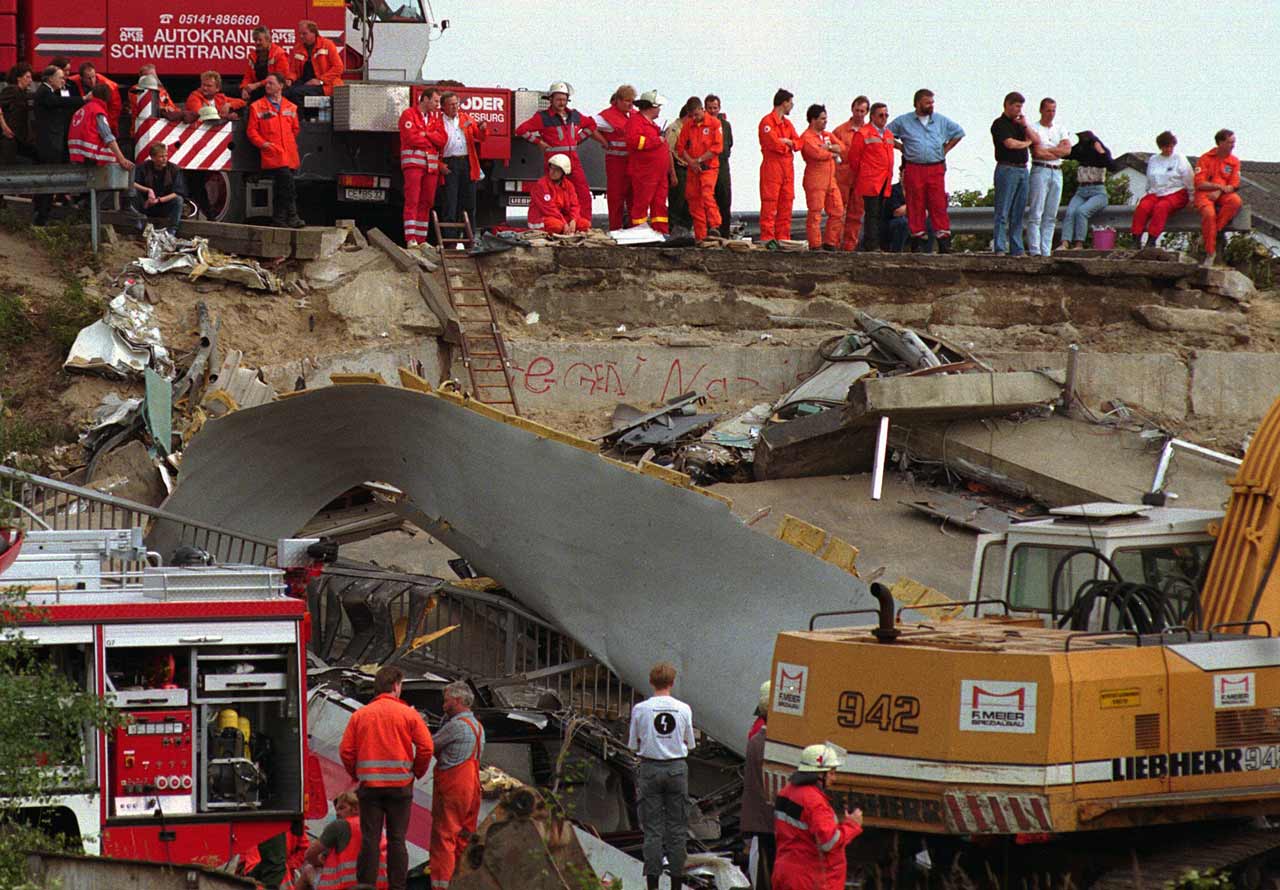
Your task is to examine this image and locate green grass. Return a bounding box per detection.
[45,277,100,353]
[0,290,32,347]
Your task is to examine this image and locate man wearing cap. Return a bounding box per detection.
[516,81,601,221]
[528,153,590,235]
[629,662,695,890]
[625,90,670,234]
[185,71,246,121]
[757,88,799,247]
[772,744,862,890]
[129,65,183,127]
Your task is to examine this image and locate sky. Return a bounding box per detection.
[422,0,1278,214]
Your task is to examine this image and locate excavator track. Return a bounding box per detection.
[1089,822,1280,889]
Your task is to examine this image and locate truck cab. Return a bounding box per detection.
[967,503,1221,629]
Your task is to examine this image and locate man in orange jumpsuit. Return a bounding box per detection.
[799,104,845,250]
[429,681,485,890]
[69,62,121,136]
[285,20,343,106]
[185,71,246,120]
[772,744,862,890]
[528,153,591,234]
[247,73,304,228]
[757,88,799,247]
[625,90,671,233]
[848,103,896,252]
[398,87,446,245]
[677,97,723,242]
[340,665,433,890]
[832,96,868,250]
[595,84,636,231]
[1194,128,1242,268]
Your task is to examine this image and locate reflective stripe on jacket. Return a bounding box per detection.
[316,816,388,890]
[246,96,300,170]
[399,106,446,172]
[67,98,116,163]
[773,780,861,890]
[288,36,344,95]
[595,105,630,158]
[339,693,434,788]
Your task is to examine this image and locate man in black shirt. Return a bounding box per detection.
[989,91,1032,256]
[132,142,186,234]
[32,65,83,225]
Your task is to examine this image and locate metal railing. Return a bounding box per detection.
[0,464,276,568]
[0,164,130,252]
[314,564,641,720]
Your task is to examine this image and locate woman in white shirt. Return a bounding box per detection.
[1130,131,1194,248]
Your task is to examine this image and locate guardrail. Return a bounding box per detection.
[0,164,131,252]
[0,464,276,568]
[706,203,1253,240]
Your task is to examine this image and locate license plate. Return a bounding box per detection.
[506,194,530,207]
[341,188,386,202]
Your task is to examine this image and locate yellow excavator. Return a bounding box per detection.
[765,395,1280,887]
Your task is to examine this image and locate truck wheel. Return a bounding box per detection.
[192,171,246,223]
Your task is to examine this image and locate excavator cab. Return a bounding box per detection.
[967,503,1220,632]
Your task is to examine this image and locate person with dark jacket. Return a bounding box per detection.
[132,142,186,233]
[1059,130,1115,250]
[706,94,733,238]
[0,64,35,165]
[742,682,775,890]
[32,65,83,224]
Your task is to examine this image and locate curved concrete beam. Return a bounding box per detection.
[150,384,873,752]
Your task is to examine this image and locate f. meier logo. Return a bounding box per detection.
[1214,672,1255,709]
[959,680,1038,735]
[774,662,808,716]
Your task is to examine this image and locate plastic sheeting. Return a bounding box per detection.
[63,292,172,379]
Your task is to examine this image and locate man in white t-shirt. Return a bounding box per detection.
[1025,97,1072,256]
[629,661,695,890]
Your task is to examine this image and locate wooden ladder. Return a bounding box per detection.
[431,211,521,415]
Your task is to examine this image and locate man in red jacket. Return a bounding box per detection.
[625,90,670,233]
[399,87,446,245]
[848,103,897,252]
[515,81,601,220]
[286,19,343,105]
[594,84,635,231]
[247,73,304,228]
[241,25,293,104]
[340,665,434,890]
[772,744,862,890]
[528,153,590,234]
[185,71,246,120]
[757,88,799,247]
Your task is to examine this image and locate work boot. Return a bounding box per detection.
[937,235,952,254]
[765,239,779,250]
[289,215,307,229]
[908,236,923,253]
[821,243,836,251]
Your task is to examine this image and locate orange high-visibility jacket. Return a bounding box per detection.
[758,109,798,161]
[67,97,115,163]
[678,115,723,170]
[69,73,122,135]
[528,173,581,227]
[399,106,447,173]
[850,122,895,198]
[831,119,860,190]
[288,36,344,95]
[246,96,300,170]
[184,90,246,116]
[339,693,434,787]
[800,128,841,190]
[1194,149,1241,192]
[773,780,861,890]
[242,43,292,89]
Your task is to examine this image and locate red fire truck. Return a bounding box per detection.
[1,528,314,866]
[6,0,604,228]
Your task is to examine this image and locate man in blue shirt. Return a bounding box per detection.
[889,89,964,253]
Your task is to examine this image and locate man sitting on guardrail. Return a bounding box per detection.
[131,142,186,235]
[1194,129,1242,268]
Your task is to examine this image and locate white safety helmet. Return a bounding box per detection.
[638,89,666,107]
[798,743,842,773]
[137,74,162,92]
[758,680,772,713]
[196,104,221,122]
[546,81,573,98]
[548,154,572,175]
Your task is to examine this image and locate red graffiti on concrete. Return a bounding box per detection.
[513,353,779,402]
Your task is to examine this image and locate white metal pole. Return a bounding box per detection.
[871,416,890,501]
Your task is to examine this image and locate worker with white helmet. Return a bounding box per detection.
[772,743,862,890]
[527,152,591,235]
[515,81,603,222]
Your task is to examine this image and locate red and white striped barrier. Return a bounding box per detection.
[134,117,234,170]
[942,790,1054,834]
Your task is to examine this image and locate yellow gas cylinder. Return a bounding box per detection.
[238,716,252,759]
[217,708,239,733]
